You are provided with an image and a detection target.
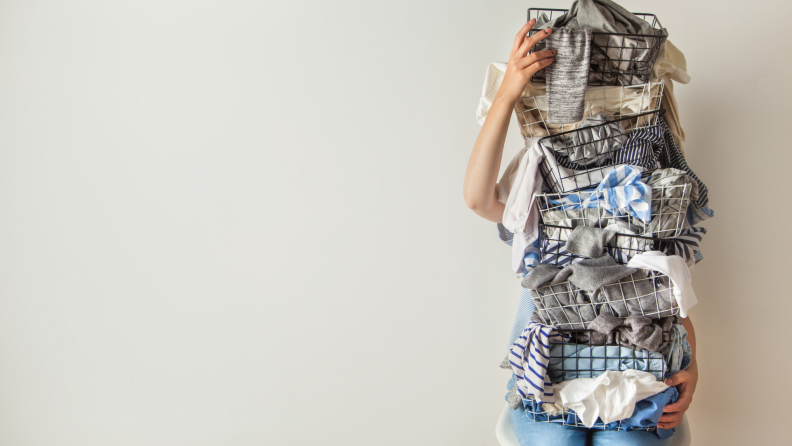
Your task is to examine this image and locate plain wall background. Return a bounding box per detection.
[0,0,788,444]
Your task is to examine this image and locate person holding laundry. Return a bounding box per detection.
[463,20,698,445]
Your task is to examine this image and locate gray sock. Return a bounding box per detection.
[544,28,592,124]
[553,255,637,291]
[565,226,616,258]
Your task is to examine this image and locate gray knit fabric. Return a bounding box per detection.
[544,28,592,124]
[596,272,675,319]
[552,255,637,291]
[565,225,616,258]
[521,255,675,328]
[582,313,679,354]
[535,0,658,35]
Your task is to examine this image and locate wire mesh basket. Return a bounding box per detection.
[520,328,668,429]
[538,223,654,267]
[530,270,678,329]
[526,8,667,87]
[537,109,668,194]
[522,398,657,431]
[538,182,692,240]
[514,81,664,139]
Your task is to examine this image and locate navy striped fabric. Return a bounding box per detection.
[657,119,709,208]
[552,124,661,171]
[656,227,707,265]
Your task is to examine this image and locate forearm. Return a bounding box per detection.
[462,94,517,221]
[462,20,554,222]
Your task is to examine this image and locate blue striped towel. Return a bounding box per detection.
[548,166,652,222]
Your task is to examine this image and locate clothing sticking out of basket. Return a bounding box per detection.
[530,1,668,87]
[527,2,668,122]
[521,254,679,329]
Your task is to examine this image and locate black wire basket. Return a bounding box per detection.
[537,109,667,194]
[527,8,667,87]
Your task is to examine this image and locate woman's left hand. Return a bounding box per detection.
[658,369,698,429]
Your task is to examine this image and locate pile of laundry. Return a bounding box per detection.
[478,0,712,438]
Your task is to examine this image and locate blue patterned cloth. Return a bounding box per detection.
[548,166,652,222]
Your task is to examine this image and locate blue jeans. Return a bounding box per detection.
[510,403,673,446]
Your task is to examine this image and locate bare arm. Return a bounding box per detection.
[463,20,556,222]
[659,316,698,429]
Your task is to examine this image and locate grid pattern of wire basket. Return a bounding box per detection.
[514,81,664,139]
[526,8,667,87]
[538,223,655,267]
[521,329,667,429]
[536,109,667,194]
[537,182,692,240]
[530,271,679,330]
[522,399,657,431]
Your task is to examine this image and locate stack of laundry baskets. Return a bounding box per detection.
[483,4,714,439]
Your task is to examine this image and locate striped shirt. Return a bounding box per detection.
[509,321,571,403]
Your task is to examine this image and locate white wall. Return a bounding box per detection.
[0,1,787,445]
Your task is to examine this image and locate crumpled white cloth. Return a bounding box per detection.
[498,138,543,274]
[552,369,668,427]
[627,251,698,318]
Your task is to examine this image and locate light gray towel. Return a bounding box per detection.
[544,28,592,124]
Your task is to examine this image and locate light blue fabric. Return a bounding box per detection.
[544,326,690,382]
[618,387,679,439]
[547,344,667,382]
[548,166,652,222]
